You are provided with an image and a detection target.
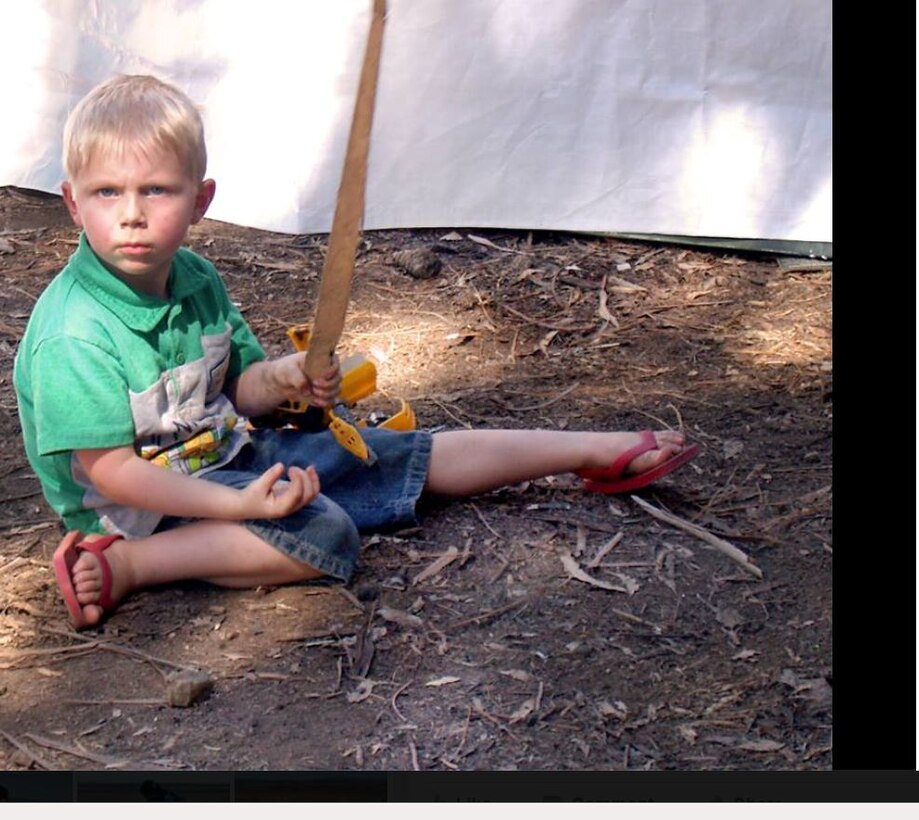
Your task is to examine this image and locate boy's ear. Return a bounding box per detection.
[61,182,84,228]
[191,179,216,224]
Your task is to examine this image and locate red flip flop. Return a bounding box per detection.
[52,531,124,629]
[576,431,699,494]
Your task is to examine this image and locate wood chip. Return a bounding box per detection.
[559,551,630,593]
[425,676,461,687]
[377,606,424,630]
[597,700,628,720]
[467,234,528,255]
[606,274,647,292]
[509,684,543,724]
[736,739,786,752]
[411,546,459,586]
[597,276,619,327]
[499,669,532,682]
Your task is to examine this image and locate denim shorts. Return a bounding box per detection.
[157,427,433,583]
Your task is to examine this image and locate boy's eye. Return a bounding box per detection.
[147,186,167,195]
[97,188,117,198]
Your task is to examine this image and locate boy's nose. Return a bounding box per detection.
[119,194,146,226]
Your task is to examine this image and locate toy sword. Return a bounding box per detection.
[295,0,387,465]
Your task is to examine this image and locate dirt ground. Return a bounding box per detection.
[0,185,832,772]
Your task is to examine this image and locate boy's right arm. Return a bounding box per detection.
[76,446,320,521]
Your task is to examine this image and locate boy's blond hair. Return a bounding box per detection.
[63,75,207,181]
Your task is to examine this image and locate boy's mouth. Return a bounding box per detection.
[119,243,152,255]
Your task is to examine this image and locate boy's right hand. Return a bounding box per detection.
[239,463,321,519]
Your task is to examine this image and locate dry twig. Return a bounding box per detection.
[23,732,147,768]
[0,729,55,769]
[411,546,460,586]
[446,597,531,631]
[391,680,411,722]
[39,626,203,673]
[630,496,763,579]
[470,503,503,539]
[585,532,623,568]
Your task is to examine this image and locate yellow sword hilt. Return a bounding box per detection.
[272,324,416,463]
[283,325,378,465]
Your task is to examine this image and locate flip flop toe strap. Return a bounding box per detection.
[577,430,658,482]
[602,430,658,482]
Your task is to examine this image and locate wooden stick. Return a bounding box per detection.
[39,626,203,672]
[585,531,623,568]
[24,733,134,767]
[0,520,57,536]
[304,0,387,380]
[471,503,504,539]
[62,698,164,706]
[500,302,595,333]
[391,680,412,723]
[0,729,55,769]
[609,607,664,633]
[630,495,763,579]
[528,513,621,535]
[446,598,530,631]
[408,737,420,771]
[0,641,101,659]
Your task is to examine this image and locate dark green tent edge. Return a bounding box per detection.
[598,232,832,260]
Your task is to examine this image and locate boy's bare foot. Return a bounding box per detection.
[71,537,134,625]
[53,532,134,628]
[580,430,683,472]
[577,430,697,493]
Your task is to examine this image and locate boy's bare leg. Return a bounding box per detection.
[425,429,687,496]
[68,520,321,626]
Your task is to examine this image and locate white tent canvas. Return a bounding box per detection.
[0,0,831,243]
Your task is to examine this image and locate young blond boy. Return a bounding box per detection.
[14,75,696,629]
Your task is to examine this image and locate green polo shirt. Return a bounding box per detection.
[13,233,266,537]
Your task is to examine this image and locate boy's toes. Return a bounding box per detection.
[80,604,105,626]
[626,440,679,476]
[71,555,103,601]
[652,429,684,450]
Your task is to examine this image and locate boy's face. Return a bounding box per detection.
[62,146,215,298]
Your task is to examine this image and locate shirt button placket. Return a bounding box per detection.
[169,303,185,367]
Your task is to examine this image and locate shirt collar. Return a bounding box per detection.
[68,233,209,332]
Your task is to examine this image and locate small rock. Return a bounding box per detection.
[166,669,214,707]
[392,248,442,279]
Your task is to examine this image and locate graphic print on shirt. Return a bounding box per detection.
[132,324,250,473]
